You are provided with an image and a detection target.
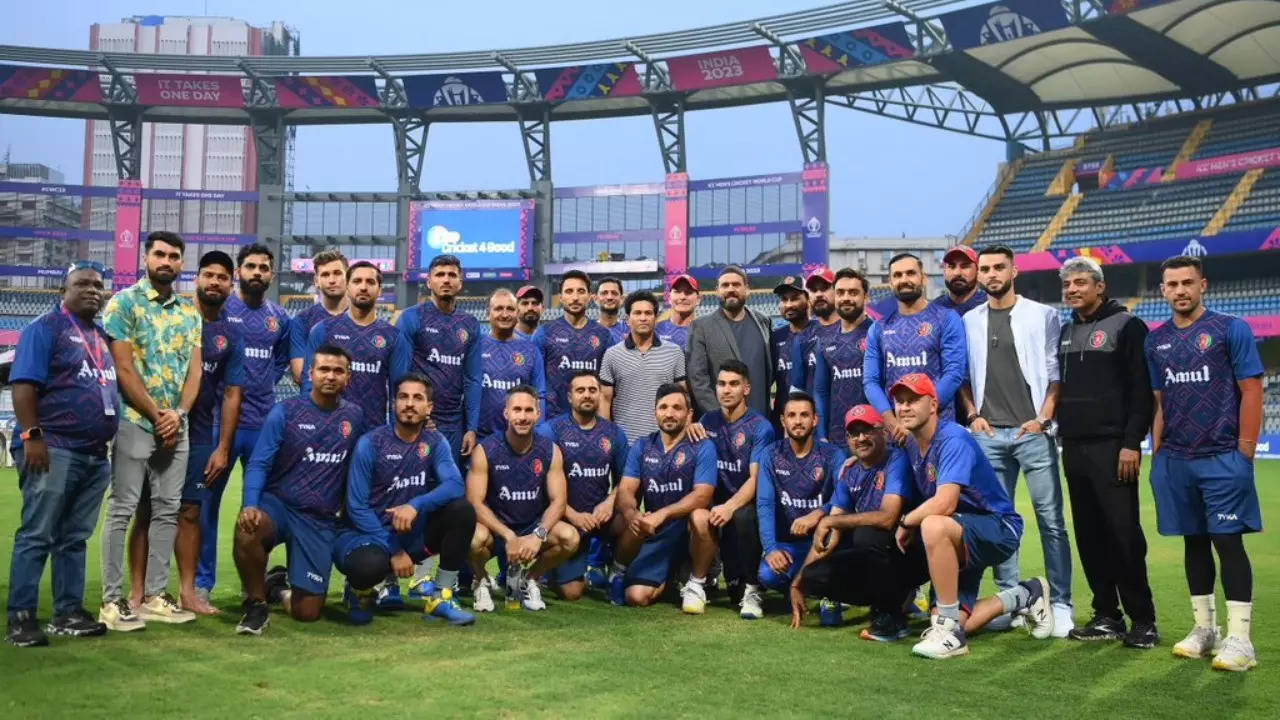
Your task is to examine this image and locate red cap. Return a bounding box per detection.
[669,273,698,292]
[515,285,543,301]
[889,373,937,401]
[805,266,835,289]
[943,245,978,264]
[844,404,884,430]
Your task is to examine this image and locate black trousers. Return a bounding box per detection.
[718,504,762,586]
[355,498,476,590]
[799,527,928,613]
[1061,438,1156,624]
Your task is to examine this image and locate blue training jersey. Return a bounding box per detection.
[225,294,291,430]
[537,413,629,513]
[904,420,1021,532]
[699,408,774,500]
[933,289,987,316]
[656,319,690,350]
[829,447,912,515]
[343,425,463,550]
[756,438,847,552]
[190,311,245,447]
[305,313,409,431]
[479,334,547,439]
[790,321,840,396]
[481,433,555,530]
[290,302,342,362]
[814,320,871,441]
[603,318,628,346]
[1146,309,1263,459]
[622,432,717,523]
[533,316,613,418]
[396,300,482,433]
[863,302,967,422]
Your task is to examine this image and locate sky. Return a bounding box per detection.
[0,0,1007,239]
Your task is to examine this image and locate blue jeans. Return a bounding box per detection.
[975,428,1072,607]
[7,447,110,617]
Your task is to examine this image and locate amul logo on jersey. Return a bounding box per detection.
[1164,365,1211,385]
[779,491,822,510]
[498,485,540,502]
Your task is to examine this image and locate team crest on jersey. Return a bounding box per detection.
[813,466,824,484]
[266,316,279,334]
[531,458,544,476]
[917,322,933,338]
[1196,333,1213,351]
[418,442,430,458]
[926,464,937,484]
[599,436,612,454]
[513,352,526,366]
[1089,330,1107,349]
[373,334,387,349]
[340,420,353,438]
[875,471,884,491]
[214,335,227,352]
[673,450,687,468]
[588,335,601,349]
[456,328,470,344]
[859,337,867,352]
[733,431,747,448]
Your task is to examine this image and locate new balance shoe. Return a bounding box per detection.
[912,616,969,659]
[138,593,196,624]
[344,582,376,625]
[472,578,496,613]
[1211,636,1258,672]
[99,598,146,632]
[376,582,404,611]
[236,600,269,635]
[820,599,844,628]
[46,608,107,638]
[584,565,608,590]
[739,585,764,620]
[1068,615,1126,642]
[1122,621,1160,649]
[608,571,626,607]
[1173,626,1221,659]
[425,588,476,625]
[1017,577,1053,640]
[862,611,910,642]
[264,566,289,605]
[6,611,48,648]
[521,578,547,612]
[681,580,707,615]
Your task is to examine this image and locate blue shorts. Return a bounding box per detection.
[232,427,261,470]
[758,540,811,590]
[549,529,608,586]
[956,512,1021,612]
[625,520,689,588]
[259,492,337,596]
[182,444,214,505]
[1151,449,1262,536]
[491,520,541,574]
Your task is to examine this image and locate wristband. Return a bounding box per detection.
[965,413,980,425]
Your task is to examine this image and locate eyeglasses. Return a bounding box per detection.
[846,426,881,438]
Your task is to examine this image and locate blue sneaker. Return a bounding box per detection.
[424,588,475,626]
[585,565,608,590]
[608,571,626,606]
[819,599,844,627]
[376,582,404,610]
[408,577,436,600]
[344,582,375,626]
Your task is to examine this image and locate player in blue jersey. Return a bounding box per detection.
[536,371,630,600]
[595,276,628,345]
[889,373,1052,658]
[814,268,872,442]
[514,284,544,339]
[467,385,577,612]
[655,273,698,350]
[478,288,546,441]
[770,275,811,431]
[304,261,410,431]
[396,254,482,465]
[204,243,291,595]
[934,245,987,316]
[689,359,774,618]
[289,248,348,384]
[1145,255,1264,671]
[864,252,967,439]
[789,267,842,396]
[609,384,717,611]
[232,345,365,634]
[533,269,613,419]
[333,373,476,627]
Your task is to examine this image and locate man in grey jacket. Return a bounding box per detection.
[687,266,774,418]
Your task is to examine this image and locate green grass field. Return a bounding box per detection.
[0,461,1276,719]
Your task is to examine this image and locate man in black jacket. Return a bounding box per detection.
[1056,257,1157,648]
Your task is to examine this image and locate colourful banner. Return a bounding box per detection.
[403,72,507,108]
[667,47,778,91]
[800,22,915,74]
[1176,147,1280,180]
[689,221,799,238]
[0,65,102,102]
[535,63,644,101]
[136,74,243,107]
[113,180,142,288]
[937,0,1070,50]
[1014,225,1280,273]
[688,171,803,191]
[663,173,690,280]
[274,76,379,109]
[1147,314,1280,339]
[801,162,830,270]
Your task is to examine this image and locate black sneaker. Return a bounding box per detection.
[6,611,49,647]
[265,566,289,605]
[865,611,910,642]
[1068,615,1126,642]
[236,600,270,636]
[1123,621,1159,649]
[47,608,107,637]
[725,578,745,606]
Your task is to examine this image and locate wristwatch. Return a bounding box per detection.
[1036,416,1058,437]
[176,408,188,423]
[20,427,43,442]
[532,525,549,542]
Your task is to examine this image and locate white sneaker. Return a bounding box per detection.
[912,616,969,659]
[681,580,707,615]
[137,593,196,624]
[1051,603,1075,639]
[1172,625,1221,659]
[1211,635,1256,671]
[521,578,546,612]
[472,578,495,613]
[1018,577,1054,640]
[739,584,763,620]
[98,598,146,632]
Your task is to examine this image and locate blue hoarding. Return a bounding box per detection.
[407,199,534,271]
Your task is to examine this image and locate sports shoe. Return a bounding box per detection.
[236,600,269,635]
[1016,577,1053,640]
[1211,635,1258,672]
[1068,614,1126,642]
[344,582,376,625]
[907,585,930,621]
[521,578,547,612]
[725,577,746,606]
[408,576,436,600]
[1173,626,1221,659]
[99,598,146,632]
[472,578,495,613]
[6,611,49,647]
[1051,603,1075,638]
[138,593,197,624]
[912,616,969,659]
[585,565,608,590]
[608,570,626,606]
[425,588,476,625]
[265,565,289,605]
[820,599,844,627]
[739,585,764,620]
[863,611,910,642]
[681,580,707,615]
[376,582,404,610]
[1122,621,1160,649]
[505,565,527,611]
[46,608,107,638]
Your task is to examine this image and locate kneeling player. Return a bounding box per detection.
[333,373,476,626]
[232,346,365,634]
[609,384,717,611]
[890,374,1052,658]
[468,385,578,612]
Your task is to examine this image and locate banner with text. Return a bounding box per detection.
[407,199,533,271]
[937,0,1070,51]
[800,22,915,74]
[535,63,644,101]
[801,162,830,270]
[403,72,508,108]
[664,173,690,283]
[113,180,142,287]
[1014,225,1280,273]
[667,47,778,91]
[136,74,243,107]
[1176,146,1280,180]
[0,65,103,102]
[274,76,379,109]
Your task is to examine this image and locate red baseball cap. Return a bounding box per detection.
[889,373,937,401]
[805,266,835,289]
[943,245,978,265]
[669,273,699,292]
[515,285,544,301]
[844,404,884,431]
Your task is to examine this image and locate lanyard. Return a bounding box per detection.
[63,308,107,386]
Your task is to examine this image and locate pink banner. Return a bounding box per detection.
[663,173,689,279]
[1013,251,1063,272]
[1177,146,1280,180]
[136,74,243,108]
[1148,314,1280,338]
[667,47,778,91]
[0,329,18,345]
[113,180,142,288]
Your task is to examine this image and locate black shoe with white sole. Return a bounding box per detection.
[1123,622,1160,649]
[236,600,270,636]
[6,611,49,648]
[47,608,107,637]
[1068,615,1126,642]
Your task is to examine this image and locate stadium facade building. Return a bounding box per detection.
[0,162,81,285]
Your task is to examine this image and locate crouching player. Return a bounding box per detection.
[333,373,476,626]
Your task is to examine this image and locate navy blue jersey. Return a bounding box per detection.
[656,319,690,350]
[305,313,410,431]
[537,414,629,513]
[479,334,547,438]
[790,321,840,396]
[829,447,911,514]
[243,396,364,525]
[933,289,987,316]
[343,425,463,548]
[1146,310,1263,459]
[225,294,291,430]
[699,408,774,498]
[189,312,245,446]
[533,316,613,418]
[756,439,847,551]
[396,301,482,432]
[9,310,119,455]
[814,321,871,441]
[603,319,628,346]
[904,421,1021,531]
[481,433,555,530]
[622,432,716,519]
[864,302,967,421]
[290,302,342,362]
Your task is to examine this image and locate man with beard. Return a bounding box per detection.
[532,270,613,419]
[863,253,967,438]
[595,277,628,345]
[770,276,812,433]
[935,245,987,316]
[687,265,774,418]
[790,267,841,397]
[600,290,687,443]
[478,289,546,441]
[814,268,873,443]
[396,254,482,465]
[100,232,203,629]
[514,285,544,339]
[656,273,699,350]
[289,249,348,385]
[959,245,1073,636]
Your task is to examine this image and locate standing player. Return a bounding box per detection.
[334,373,476,626]
[232,346,365,634]
[609,384,717,611]
[656,273,699,350]
[396,254,482,464]
[770,276,812,432]
[790,267,841,396]
[478,288,546,441]
[595,276,628,345]
[934,245,987,316]
[1145,255,1263,672]
[467,386,578,612]
[814,268,872,442]
[289,249,348,384]
[533,270,613,419]
[514,285,544,339]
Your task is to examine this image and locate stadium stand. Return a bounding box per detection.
[1052,175,1239,249]
[1222,169,1280,233]
[1132,277,1280,325]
